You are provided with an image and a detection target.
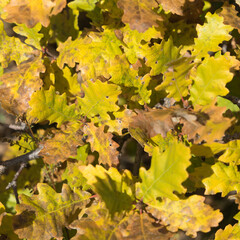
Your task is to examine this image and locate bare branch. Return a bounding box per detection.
[0,145,43,175]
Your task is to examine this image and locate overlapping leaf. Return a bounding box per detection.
[81,165,135,217]
[145,37,181,76]
[27,85,77,127]
[138,140,191,202]
[0,56,44,115]
[83,123,119,166]
[57,28,123,80]
[121,24,162,64]
[0,20,34,68]
[192,12,233,59]
[203,162,240,197]
[13,183,90,240]
[78,79,121,122]
[3,0,66,27]
[155,57,194,101]
[40,122,84,164]
[13,23,43,50]
[117,0,164,33]
[148,195,223,237]
[190,53,238,106]
[215,223,240,240]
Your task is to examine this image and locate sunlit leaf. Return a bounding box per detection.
[0,20,34,68]
[68,0,99,11]
[27,85,77,127]
[215,223,240,240]
[139,140,191,202]
[3,0,66,27]
[145,37,181,76]
[83,123,119,166]
[78,79,121,122]
[57,28,123,80]
[0,56,44,115]
[203,162,240,197]
[148,195,223,238]
[190,53,238,106]
[13,22,43,50]
[192,12,233,59]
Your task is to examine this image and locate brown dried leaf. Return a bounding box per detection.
[220,2,240,34]
[83,123,119,166]
[0,56,44,116]
[129,103,233,144]
[117,0,164,32]
[159,0,203,20]
[40,122,84,164]
[3,0,66,27]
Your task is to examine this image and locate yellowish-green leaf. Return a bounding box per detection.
[42,58,81,96]
[190,53,238,106]
[203,162,240,197]
[78,79,121,122]
[13,183,90,240]
[0,20,34,68]
[193,12,233,59]
[81,165,135,217]
[68,0,98,11]
[215,224,240,240]
[145,37,181,76]
[13,23,43,50]
[57,28,122,80]
[0,56,44,115]
[155,57,194,101]
[139,140,191,202]
[83,123,119,166]
[27,86,77,127]
[3,0,66,27]
[148,195,223,238]
[217,96,240,112]
[121,24,162,64]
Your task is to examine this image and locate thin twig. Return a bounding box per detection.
[6,163,27,203]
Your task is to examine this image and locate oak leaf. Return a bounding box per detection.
[3,0,66,27]
[27,85,77,127]
[192,12,233,59]
[78,79,121,123]
[0,56,44,116]
[13,23,43,50]
[145,37,181,76]
[117,0,164,33]
[190,53,238,106]
[147,195,223,237]
[57,28,123,80]
[203,162,240,197]
[13,183,90,240]
[83,123,119,166]
[81,165,135,217]
[0,20,34,68]
[40,122,84,164]
[215,224,240,240]
[138,140,191,202]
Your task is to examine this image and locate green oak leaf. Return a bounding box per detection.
[139,139,191,202]
[27,86,77,127]
[78,79,121,122]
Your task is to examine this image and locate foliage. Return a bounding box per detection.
[1,0,240,239]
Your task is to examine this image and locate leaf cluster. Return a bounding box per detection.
[1,0,240,239]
